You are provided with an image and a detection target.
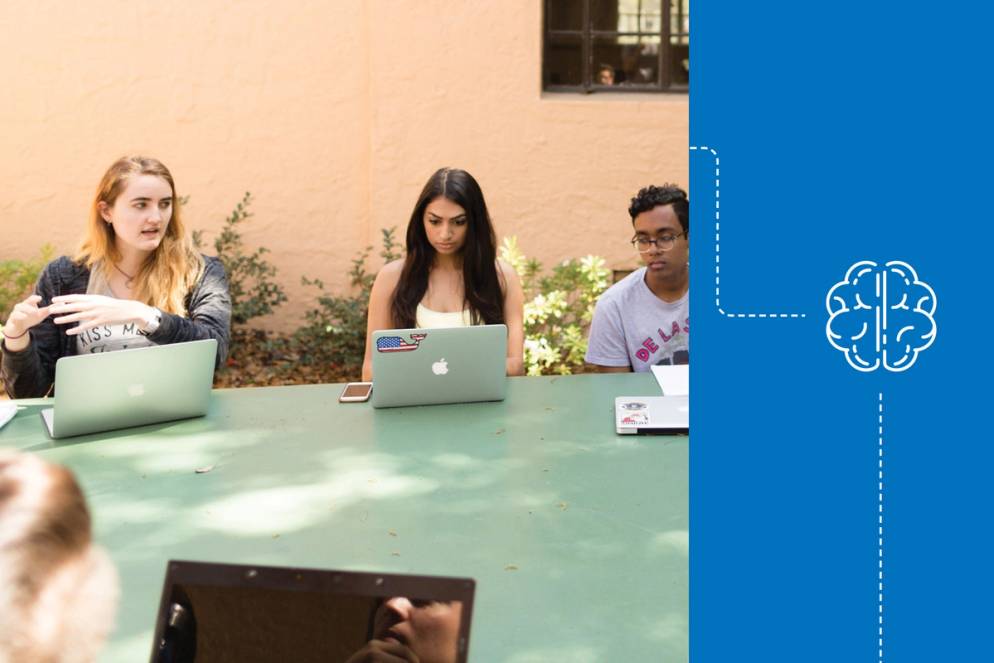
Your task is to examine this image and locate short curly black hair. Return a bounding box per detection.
[628,184,688,234]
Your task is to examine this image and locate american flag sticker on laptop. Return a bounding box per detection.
[376,333,427,353]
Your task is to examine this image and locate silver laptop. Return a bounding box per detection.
[40,339,217,438]
[371,325,506,408]
[615,395,689,435]
[150,560,476,663]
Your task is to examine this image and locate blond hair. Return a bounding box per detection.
[75,156,204,315]
[0,450,118,663]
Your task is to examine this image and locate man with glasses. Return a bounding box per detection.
[585,184,689,372]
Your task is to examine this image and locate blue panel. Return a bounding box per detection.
[692,2,990,661]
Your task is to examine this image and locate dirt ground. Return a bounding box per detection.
[213,328,359,389]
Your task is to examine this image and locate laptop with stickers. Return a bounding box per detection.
[370,325,507,408]
[150,560,476,663]
[40,339,217,439]
[615,395,689,435]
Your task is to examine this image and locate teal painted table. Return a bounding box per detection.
[1,373,687,662]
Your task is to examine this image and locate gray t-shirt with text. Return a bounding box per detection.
[585,267,689,372]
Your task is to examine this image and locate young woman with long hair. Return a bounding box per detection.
[362,168,524,380]
[1,156,231,398]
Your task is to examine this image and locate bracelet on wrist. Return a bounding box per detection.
[2,328,29,341]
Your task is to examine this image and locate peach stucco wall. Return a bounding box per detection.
[1,1,687,330]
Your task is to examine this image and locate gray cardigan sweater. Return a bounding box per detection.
[1,255,231,399]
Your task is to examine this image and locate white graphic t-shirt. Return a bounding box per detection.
[585,267,689,372]
[74,266,155,355]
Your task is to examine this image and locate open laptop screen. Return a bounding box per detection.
[370,325,507,408]
[151,561,475,663]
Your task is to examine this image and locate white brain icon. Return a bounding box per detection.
[826,261,937,372]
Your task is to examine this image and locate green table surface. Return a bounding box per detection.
[1,373,687,662]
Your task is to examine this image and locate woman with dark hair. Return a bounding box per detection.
[362,168,524,380]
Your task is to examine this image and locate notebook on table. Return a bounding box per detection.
[40,339,217,439]
[370,325,507,408]
[615,395,689,435]
[0,402,16,430]
[150,560,476,663]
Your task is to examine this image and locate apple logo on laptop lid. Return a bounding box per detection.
[432,358,449,376]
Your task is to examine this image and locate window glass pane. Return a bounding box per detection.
[544,35,583,86]
[547,0,584,31]
[591,0,663,32]
[671,0,690,42]
[670,34,689,86]
[593,35,660,86]
[641,9,662,33]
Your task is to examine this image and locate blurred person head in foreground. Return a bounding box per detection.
[0,449,118,663]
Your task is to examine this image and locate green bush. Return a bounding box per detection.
[500,237,610,376]
[293,228,402,379]
[0,245,54,327]
[193,192,287,326]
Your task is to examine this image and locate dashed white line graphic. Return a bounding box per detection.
[690,145,807,319]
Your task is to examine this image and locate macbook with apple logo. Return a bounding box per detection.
[38,339,217,438]
[369,325,507,408]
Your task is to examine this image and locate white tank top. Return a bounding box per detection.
[415,303,474,328]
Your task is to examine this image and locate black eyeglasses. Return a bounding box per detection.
[631,232,687,253]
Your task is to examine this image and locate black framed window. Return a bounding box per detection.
[543,0,689,93]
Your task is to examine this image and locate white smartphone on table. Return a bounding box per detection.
[339,382,373,402]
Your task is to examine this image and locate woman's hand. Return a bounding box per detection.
[2,295,52,351]
[49,294,153,336]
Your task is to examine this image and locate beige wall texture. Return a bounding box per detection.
[1,1,688,331]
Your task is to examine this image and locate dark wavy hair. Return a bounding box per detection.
[391,168,505,329]
[628,184,689,234]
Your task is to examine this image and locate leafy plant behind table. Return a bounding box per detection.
[500,237,610,376]
[293,227,402,380]
[0,244,55,334]
[192,192,287,326]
